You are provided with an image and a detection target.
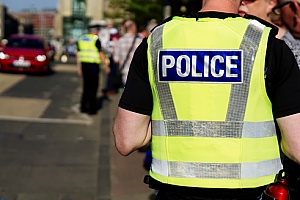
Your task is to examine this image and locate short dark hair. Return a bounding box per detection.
[124,20,136,32]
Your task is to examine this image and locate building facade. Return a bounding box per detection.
[0,4,20,40]
[0,0,107,42]
[15,10,56,41]
[55,0,106,42]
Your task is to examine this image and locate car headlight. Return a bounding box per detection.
[35,55,47,62]
[0,52,9,59]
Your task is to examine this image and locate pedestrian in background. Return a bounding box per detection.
[113,20,142,86]
[76,23,109,115]
[239,0,286,37]
[112,0,300,199]
[103,19,120,94]
[139,19,158,38]
[239,0,277,22]
[272,0,300,67]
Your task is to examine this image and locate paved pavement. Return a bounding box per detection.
[0,63,154,200]
[98,93,154,200]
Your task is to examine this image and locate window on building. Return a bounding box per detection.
[72,0,86,17]
[63,0,88,42]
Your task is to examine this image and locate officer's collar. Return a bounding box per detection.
[195,11,241,19]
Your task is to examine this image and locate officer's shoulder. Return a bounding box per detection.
[243,14,277,29]
[243,14,278,37]
[150,15,175,33]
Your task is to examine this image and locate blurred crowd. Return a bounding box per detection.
[73,17,158,116]
[98,18,158,94]
[47,17,158,95]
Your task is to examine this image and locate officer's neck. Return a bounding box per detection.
[200,1,239,14]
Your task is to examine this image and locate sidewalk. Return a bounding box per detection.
[99,92,154,200]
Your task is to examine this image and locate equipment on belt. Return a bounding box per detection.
[261,170,289,200]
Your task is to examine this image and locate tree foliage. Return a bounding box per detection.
[105,0,163,30]
[105,0,202,31]
[127,0,164,29]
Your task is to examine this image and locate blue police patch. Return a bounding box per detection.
[82,37,92,41]
[158,50,243,83]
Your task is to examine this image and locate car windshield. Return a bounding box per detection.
[6,37,44,49]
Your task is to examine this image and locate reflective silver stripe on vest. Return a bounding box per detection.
[152,120,276,138]
[226,20,265,121]
[150,24,177,120]
[151,158,282,179]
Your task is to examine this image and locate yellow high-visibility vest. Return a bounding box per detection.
[78,34,101,64]
[147,16,282,189]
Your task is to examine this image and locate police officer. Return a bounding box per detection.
[112,0,300,199]
[77,23,109,115]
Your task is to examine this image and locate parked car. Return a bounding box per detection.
[0,34,51,74]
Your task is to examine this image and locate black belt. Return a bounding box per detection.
[144,175,265,199]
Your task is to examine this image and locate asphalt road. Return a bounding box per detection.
[0,61,154,200]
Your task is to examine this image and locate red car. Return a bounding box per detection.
[0,34,51,73]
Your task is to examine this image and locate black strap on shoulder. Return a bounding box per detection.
[119,34,138,71]
[244,14,278,33]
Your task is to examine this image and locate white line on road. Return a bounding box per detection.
[0,115,93,125]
